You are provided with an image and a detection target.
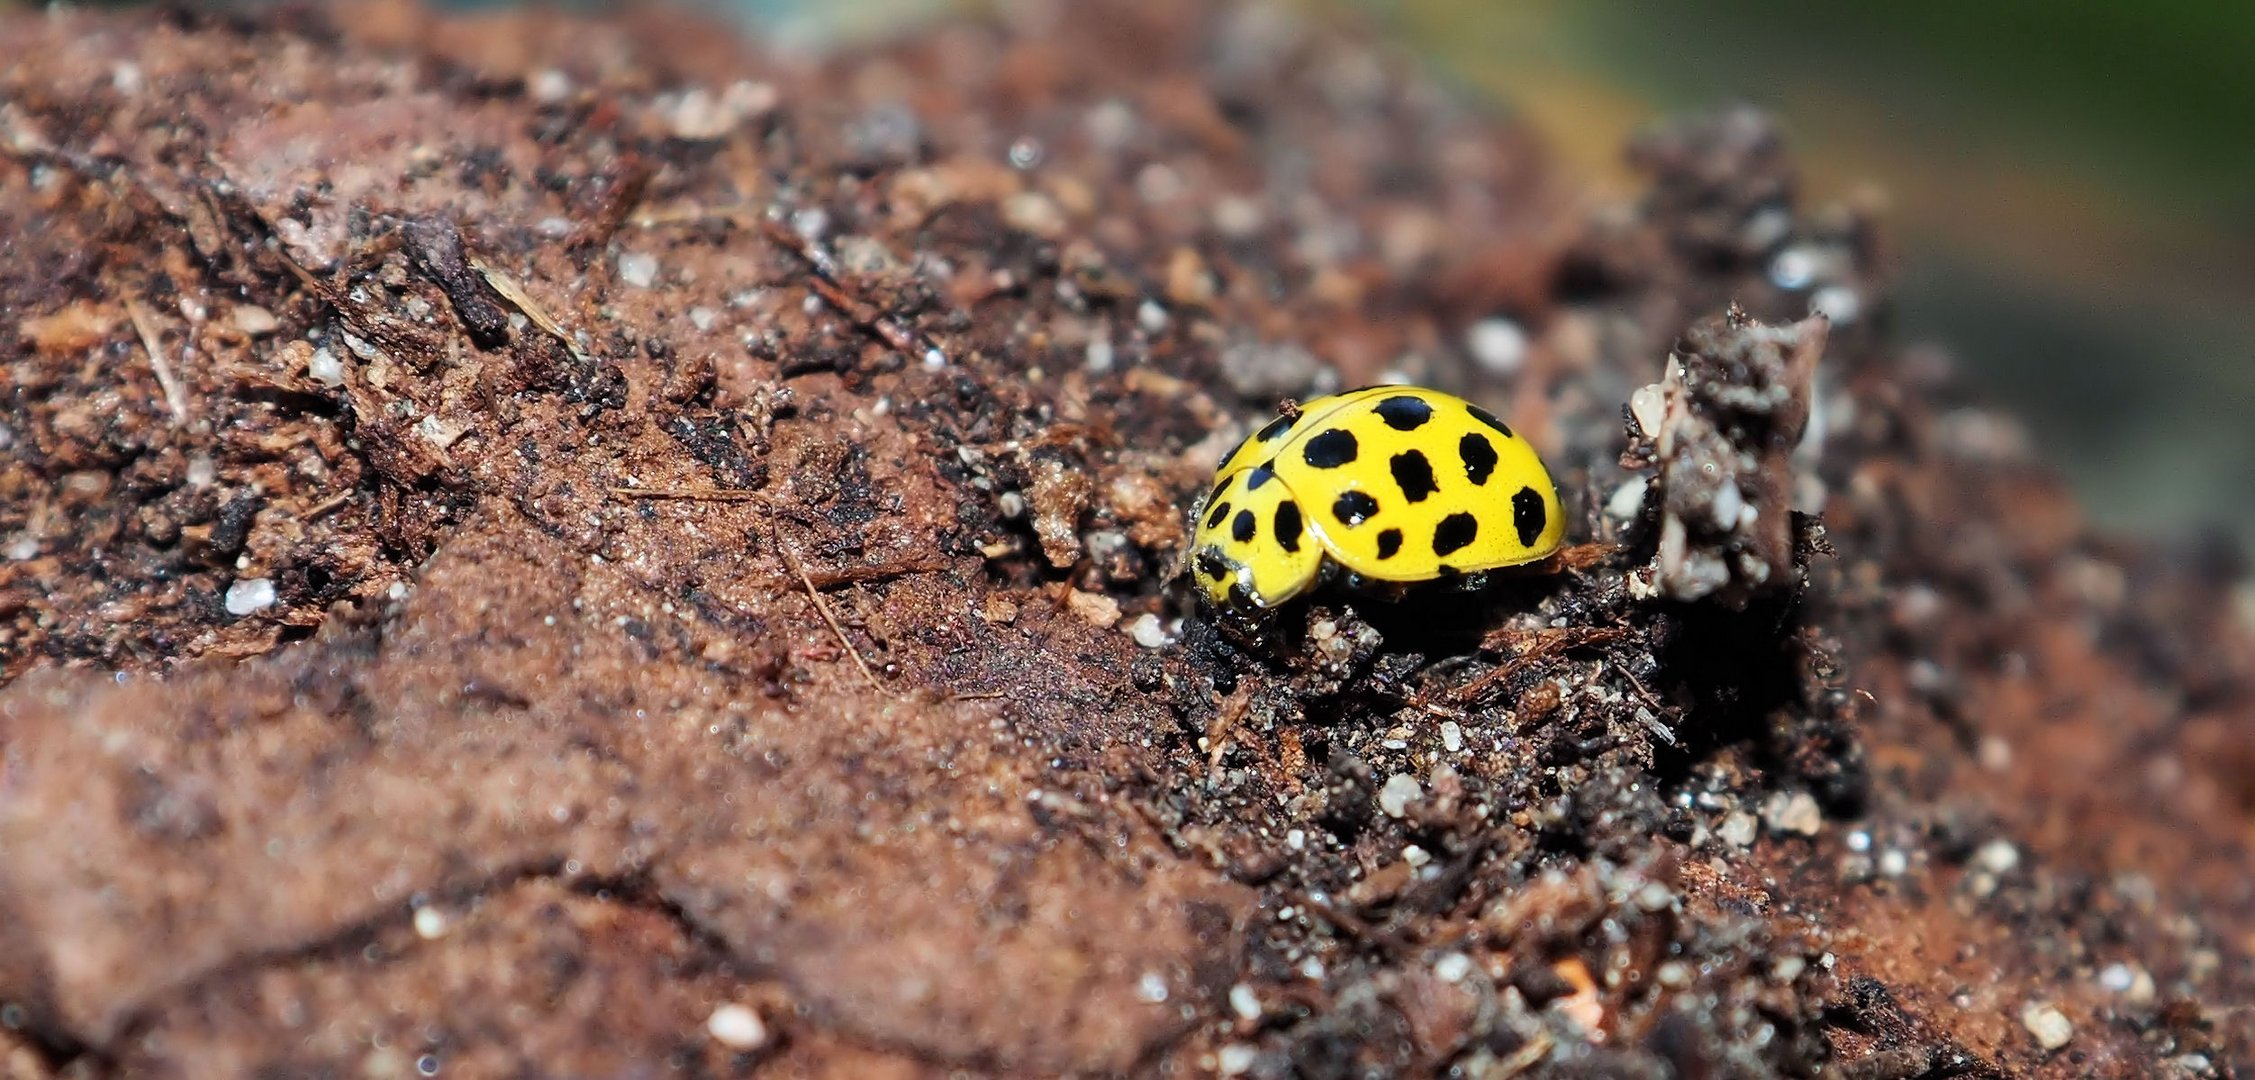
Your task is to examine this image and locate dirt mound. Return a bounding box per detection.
[1,2,2248,1076]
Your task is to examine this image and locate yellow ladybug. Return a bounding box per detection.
[1188,386,1565,610]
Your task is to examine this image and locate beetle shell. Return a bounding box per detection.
[1188,386,1565,610]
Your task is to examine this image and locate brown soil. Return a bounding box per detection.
[1,2,2249,1077]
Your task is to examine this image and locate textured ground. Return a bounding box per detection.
[0,2,2250,1077]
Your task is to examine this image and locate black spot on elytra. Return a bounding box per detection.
[1373,395,1434,431]
[1467,403,1515,440]
[1232,508,1257,543]
[1245,465,1277,491]
[1459,432,1497,486]
[1512,486,1547,547]
[1390,450,1437,502]
[1375,528,1403,560]
[1274,501,1304,552]
[1434,512,1479,556]
[1195,548,1229,580]
[1332,490,1379,527]
[1302,429,1359,468]
[1256,413,1295,442]
[1205,475,1231,509]
[1205,499,1233,530]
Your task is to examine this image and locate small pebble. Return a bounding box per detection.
[412,906,449,940]
[224,578,277,616]
[1165,248,1216,306]
[1465,317,1527,375]
[1629,383,1667,437]
[1605,476,1648,521]
[1377,774,1421,818]
[1709,477,1745,531]
[617,252,659,289]
[1718,811,1758,848]
[1126,613,1174,649]
[791,207,829,242]
[1433,953,1473,983]
[2098,962,2157,1006]
[1439,720,1463,753]
[1084,337,1116,373]
[1879,849,1909,876]
[1217,1044,1257,1076]
[664,80,776,141]
[1065,590,1120,628]
[1136,971,1170,1003]
[978,595,1019,626]
[1212,195,1265,238]
[1228,984,1261,1021]
[1762,791,1822,837]
[1135,162,1185,204]
[705,1003,769,1050]
[1978,735,2014,771]
[231,305,279,336]
[2020,1001,2073,1051]
[1085,98,1137,149]
[1811,285,1862,324]
[1136,300,1169,335]
[1974,839,2021,875]
[308,345,349,386]
[1768,245,1826,290]
[416,414,466,449]
[530,69,573,103]
[1001,191,1066,238]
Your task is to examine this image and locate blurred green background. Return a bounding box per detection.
[718,0,2253,549]
[1367,1,2255,550]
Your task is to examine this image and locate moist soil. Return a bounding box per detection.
[0,2,2250,1077]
